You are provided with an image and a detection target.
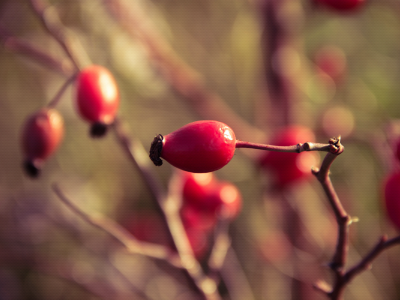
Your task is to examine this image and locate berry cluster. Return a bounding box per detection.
[21,65,119,177]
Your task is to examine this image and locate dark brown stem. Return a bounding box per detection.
[312,137,347,274]
[331,235,400,299]
[235,140,332,152]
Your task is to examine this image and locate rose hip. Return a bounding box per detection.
[150,120,236,173]
[21,108,64,177]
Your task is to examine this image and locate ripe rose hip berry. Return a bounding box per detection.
[21,108,64,177]
[150,121,236,173]
[259,126,319,187]
[76,65,120,137]
[383,172,400,230]
[314,0,365,11]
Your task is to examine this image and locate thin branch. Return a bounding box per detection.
[235,140,332,152]
[162,173,222,300]
[111,118,166,203]
[340,235,400,294]
[52,183,182,268]
[47,72,78,108]
[312,137,348,275]
[28,0,90,71]
[0,30,73,75]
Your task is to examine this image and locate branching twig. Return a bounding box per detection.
[52,184,182,268]
[0,26,74,75]
[28,0,89,71]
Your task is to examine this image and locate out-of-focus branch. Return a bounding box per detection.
[52,184,182,268]
[47,72,78,107]
[28,0,91,71]
[103,0,265,143]
[0,27,73,75]
[162,173,222,300]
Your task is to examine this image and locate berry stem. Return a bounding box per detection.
[47,73,78,108]
[235,140,332,152]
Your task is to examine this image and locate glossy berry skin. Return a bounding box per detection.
[150,121,236,173]
[383,172,400,230]
[315,0,365,11]
[259,126,318,187]
[21,108,64,177]
[76,65,119,135]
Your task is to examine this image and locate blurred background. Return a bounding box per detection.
[0,0,400,299]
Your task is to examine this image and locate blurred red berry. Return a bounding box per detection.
[383,172,400,230]
[76,65,120,137]
[314,46,347,84]
[259,126,319,187]
[180,171,242,220]
[122,213,172,247]
[21,108,64,177]
[182,172,217,209]
[208,181,242,220]
[150,120,236,173]
[314,0,365,12]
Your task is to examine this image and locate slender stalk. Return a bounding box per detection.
[28,0,90,71]
[52,184,182,268]
[47,72,78,108]
[235,140,332,152]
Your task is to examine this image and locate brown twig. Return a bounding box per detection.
[312,137,348,275]
[28,0,90,71]
[236,140,332,152]
[52,183,182,268]
[0,26,73,75]
[162,173,222,300]
[47,72,78,108]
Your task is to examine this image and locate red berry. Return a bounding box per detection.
[122,212,172,247]
[314,46,347,84]
[383,172,400,230]
[259,126,319,187]
[182,172,217,209]
[180,204,217,232]
[76,65,120,136]
[21,108,64,177]
[150,121,236,173]
[315,0,365,11]
[180,171,242,220]
[211,181,242,220]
